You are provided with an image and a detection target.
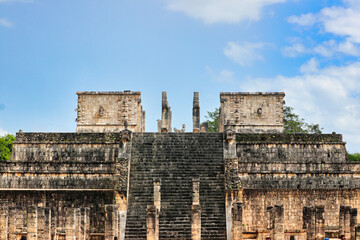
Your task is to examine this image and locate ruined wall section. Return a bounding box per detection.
[12,132,121,162]
[225,133,354,190]
[5,132,128,190]
[0,191,115,237]
[219,92,284,133]
[225,132,360,240]
[76,91,145,133]
[0,131,131,239]
[240,189,360,239]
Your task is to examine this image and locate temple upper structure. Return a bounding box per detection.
[157,91,172,133]
[75,91,145,133]
[219,92,285,133]
[193,92,200,132]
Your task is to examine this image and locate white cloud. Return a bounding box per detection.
[238,59,360,152]
[0,0,32,28]
[287,0,360,58]
[337,38,360,56]
[206,66,236,84]
[282,43,308,57]
[288,13,317,26]
[313,40,336,57]
[0,18,13,28]
[0,128,9,136]
[283,38,360,58]
[224,41,266,66]
[163,0,287,24]
[299,57,319,73]
[319,4,360,43]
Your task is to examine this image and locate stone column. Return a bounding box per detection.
[154,179,161,212]
[51,207,58,240]
[226,192,234,240]
[44,208,52,240]
[267,206,274,232]
[8,206,16,240]
[191,205,201,240]
[315,206,325,240]
[231,202,243,240]
[105,205,119,240]
[0,203,8,240]
[340,206,345,237]
[345,206,352,239]
[303,206,316,240]
[75,208,81,240]
[15,206,24,238]
[350,208,357,240]
[316,218,325,240]
[355,225,360,240]
[119,211,126,240]
[38,207,47,240]
[309,207,316,240]
[351,209,357,240]
[146,205,158,240]
[114,210,119,239]
[153,179,161,240]
[193,92,200,132]
[27,206,38,240]
[274,205,284,240]
[224,130,238,240]
[80,208,85,240]
[191,178,201,240]
[159,91,172,132]
[65,207,75,240]
[83,207,90,240]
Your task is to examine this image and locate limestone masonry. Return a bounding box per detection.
[0,91,360,240]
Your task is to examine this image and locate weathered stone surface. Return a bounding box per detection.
[193,92,200,132]
[158,91,172,133]
[125,133,226,240]
[76,91,145,133]
[219,92,285,133]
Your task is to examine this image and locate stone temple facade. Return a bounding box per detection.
[0,91,360,240]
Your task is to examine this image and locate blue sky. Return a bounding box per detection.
[1,0,360,152]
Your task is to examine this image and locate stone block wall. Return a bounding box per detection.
[239,189,360,240]
[76,91,145,133]
[0,191,116,239]
[219,92,285,133]
[0,131,130,240]
[225,132,360,240]
[12,132,122,162]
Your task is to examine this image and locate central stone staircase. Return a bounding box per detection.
[125,133,226,239]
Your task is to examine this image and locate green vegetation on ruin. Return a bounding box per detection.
[348,152,360,161]
[205,106,323,134]
[205,106,360,160]
[283,106,322,134]
[0,134,15,161]
[205,107,219,132]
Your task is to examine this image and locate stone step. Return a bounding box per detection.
[125,133,226,239]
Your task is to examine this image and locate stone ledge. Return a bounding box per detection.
[77,91,141,95]
[15,132,124,143]
[220,92,285,96]
[237,162,360,173]
[236,133,343,143]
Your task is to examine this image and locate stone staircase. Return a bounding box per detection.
[125,133,226,239]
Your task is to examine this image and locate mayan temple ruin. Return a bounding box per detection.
[1,90,360,240]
